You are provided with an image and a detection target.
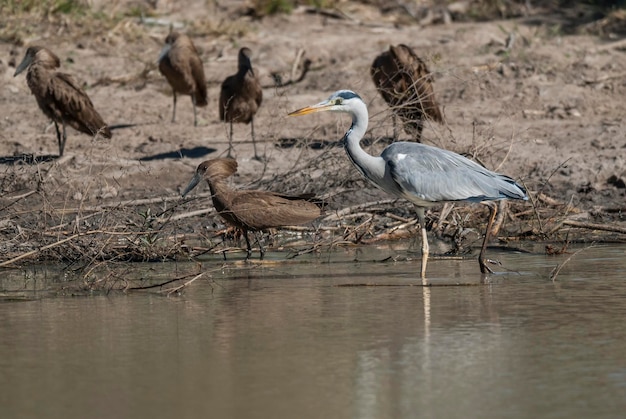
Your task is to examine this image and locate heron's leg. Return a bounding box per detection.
[192,94,198,127]
[171,91,177,123]
[243,229,252,260]
[227,121,234,158]
[251,117,263,161]
[416,207,429,278]
[479,202,498,274]
[420,225,429,279]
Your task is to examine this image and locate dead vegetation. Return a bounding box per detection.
[1,0,626,295]
[1,135,624,295]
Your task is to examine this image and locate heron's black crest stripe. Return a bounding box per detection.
[337,90,361,101]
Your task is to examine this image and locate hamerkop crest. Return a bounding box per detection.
[219,47,263,161]
[14,46,112,156]
[158,31,208,126]
[371,44,444,142]
[182,158,324,259]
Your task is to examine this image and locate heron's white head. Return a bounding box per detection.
[288,90,366,117]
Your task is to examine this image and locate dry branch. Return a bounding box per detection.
[562,219,626,235]
[550,245,594,281]
[322,199,398,221]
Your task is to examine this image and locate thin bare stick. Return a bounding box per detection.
[0,232,90,268]
[562,220,626,234]
[168,208,215,221]
[550,244,594,281]
[164,272,205,296]
[322,199,397,221]
[493,133,515,172]
[0,230,151,268]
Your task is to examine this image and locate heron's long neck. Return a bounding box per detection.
[343,104,386,185]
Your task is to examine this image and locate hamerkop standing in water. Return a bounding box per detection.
[371,44,444,142]
[219,47,263,160]
[182,158,323,259]
[158,31,208,126]
[14,46,112,156]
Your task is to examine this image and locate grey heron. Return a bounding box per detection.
[288,90,527,277]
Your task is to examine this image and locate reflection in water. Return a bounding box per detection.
[0,245,626,418]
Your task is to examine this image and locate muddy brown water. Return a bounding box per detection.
[1,244,626,418]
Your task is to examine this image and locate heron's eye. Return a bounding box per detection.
[334,99,342,105]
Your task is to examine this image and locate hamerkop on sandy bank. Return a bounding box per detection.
[14,46,112,156]
[182,158,323,259]
[219,47,263,160]
[371,44,443,142]
[158,31,208,126]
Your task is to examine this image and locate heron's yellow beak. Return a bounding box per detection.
[288,102,333,116]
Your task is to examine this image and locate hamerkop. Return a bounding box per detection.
[158,31,208,126]
[219,47,263,160]
[182,158,323,259]
[371,44,443,142]
[14,46,112,156]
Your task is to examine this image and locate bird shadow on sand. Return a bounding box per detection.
[0,154,59,165]
[138,146,216,161]
[276,137,394,150]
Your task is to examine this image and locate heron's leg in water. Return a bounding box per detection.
[227,121,234,158]
[192,94,198,127]
[479,202,498,274]
[416,207,429,278]
[171,91,177,123]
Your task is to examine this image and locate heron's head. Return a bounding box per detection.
[288,90,364,117]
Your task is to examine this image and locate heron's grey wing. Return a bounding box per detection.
[383,143,520,204]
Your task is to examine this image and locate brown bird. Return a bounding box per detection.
[371,44,444,142]
[158,31,208,126]
[219,47,263,161]
[13,46,112,156]
[182,158,323,259]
